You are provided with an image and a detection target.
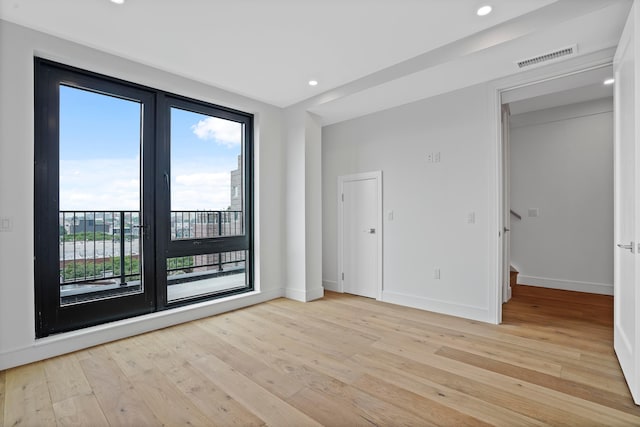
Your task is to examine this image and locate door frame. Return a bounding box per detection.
[488,50,616,324]
[501,104,512,304]
[337,171,383,300]
[34,58,157,337]
[497,67,615,308]
[33,58,255,337]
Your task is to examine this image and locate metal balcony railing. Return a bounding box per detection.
[59,210,244,286]
[170,210,244,240]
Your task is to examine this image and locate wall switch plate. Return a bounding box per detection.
[467,212,475,224]
[388,210,394,221]
[435,152,441,163]
[0,217,13,232]
[434,268,440,280]
[528,208,539,217]
[427,153,434,163]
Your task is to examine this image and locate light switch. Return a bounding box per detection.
[0,217,13,232]
[388,210,394,221]
[528,208,539,218]
[467,212,475,224]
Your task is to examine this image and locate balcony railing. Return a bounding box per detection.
[59,210,244,286]
[170,210,244,240]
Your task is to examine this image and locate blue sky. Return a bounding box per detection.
[59,85,241,211]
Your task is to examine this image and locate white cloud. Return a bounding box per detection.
[59,158,236,212]
[175,172,227,186]
[172,172,230,211]
[60,158,140,211]
[191,117,241,147]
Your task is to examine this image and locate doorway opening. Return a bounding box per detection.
[499,65,614,321]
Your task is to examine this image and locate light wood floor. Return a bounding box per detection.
[1,286,639,426]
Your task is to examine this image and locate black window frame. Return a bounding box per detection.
[34,58,254,337]
[156,94,254,308]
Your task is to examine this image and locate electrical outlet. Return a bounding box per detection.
[467,212,475,224]
[434,268,440,280]
[427,153,434,163]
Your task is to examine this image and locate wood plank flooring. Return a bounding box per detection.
[1,286,639,426]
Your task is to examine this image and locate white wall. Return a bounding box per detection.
[509,98,614,294]
[0,20,285,370]
[322,84,494,321]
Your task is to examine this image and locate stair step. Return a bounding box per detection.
[510,267,519,288]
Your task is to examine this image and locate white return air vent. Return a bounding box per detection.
[516,45,577,69]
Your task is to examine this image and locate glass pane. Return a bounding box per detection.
[170,108,244,240]
[167,251,247,302]
[58,85,143,306]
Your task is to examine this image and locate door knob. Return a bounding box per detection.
[617,242,634,253]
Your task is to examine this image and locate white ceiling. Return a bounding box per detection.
[0,0,632,124]
[509,81,613,115]
[506,65,614,115]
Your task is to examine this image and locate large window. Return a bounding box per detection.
[34,59,253,337]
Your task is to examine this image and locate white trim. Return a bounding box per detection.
[322,280,340,292]
[285,286,324,302]
[489,49,616,325]
[0,287,284,371]
[517,275,613,296]
[382,291,489,323]
[337,171,383,300]
[493,49,615,96]
[488,84,502,324]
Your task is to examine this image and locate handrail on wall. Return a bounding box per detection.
[510,209,522,220]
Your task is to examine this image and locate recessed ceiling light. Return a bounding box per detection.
[477,5,492,16]
[110,0,125,4]
[308,80,318,86]
[604,78,615,85]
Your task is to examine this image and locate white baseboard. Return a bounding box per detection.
[322,280,341,292]
[285,285,324,302]
[0,287,284,371]
[517,275,613,296]
[381,291,490,323]
[504,285,512,303]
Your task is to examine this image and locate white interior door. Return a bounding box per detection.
[614,2,640,405]
[339,172,382,299]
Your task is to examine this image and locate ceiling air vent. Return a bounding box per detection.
[516,45,577,69]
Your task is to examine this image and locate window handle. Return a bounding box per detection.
[617,242,634,253]
[164,172,169,189]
